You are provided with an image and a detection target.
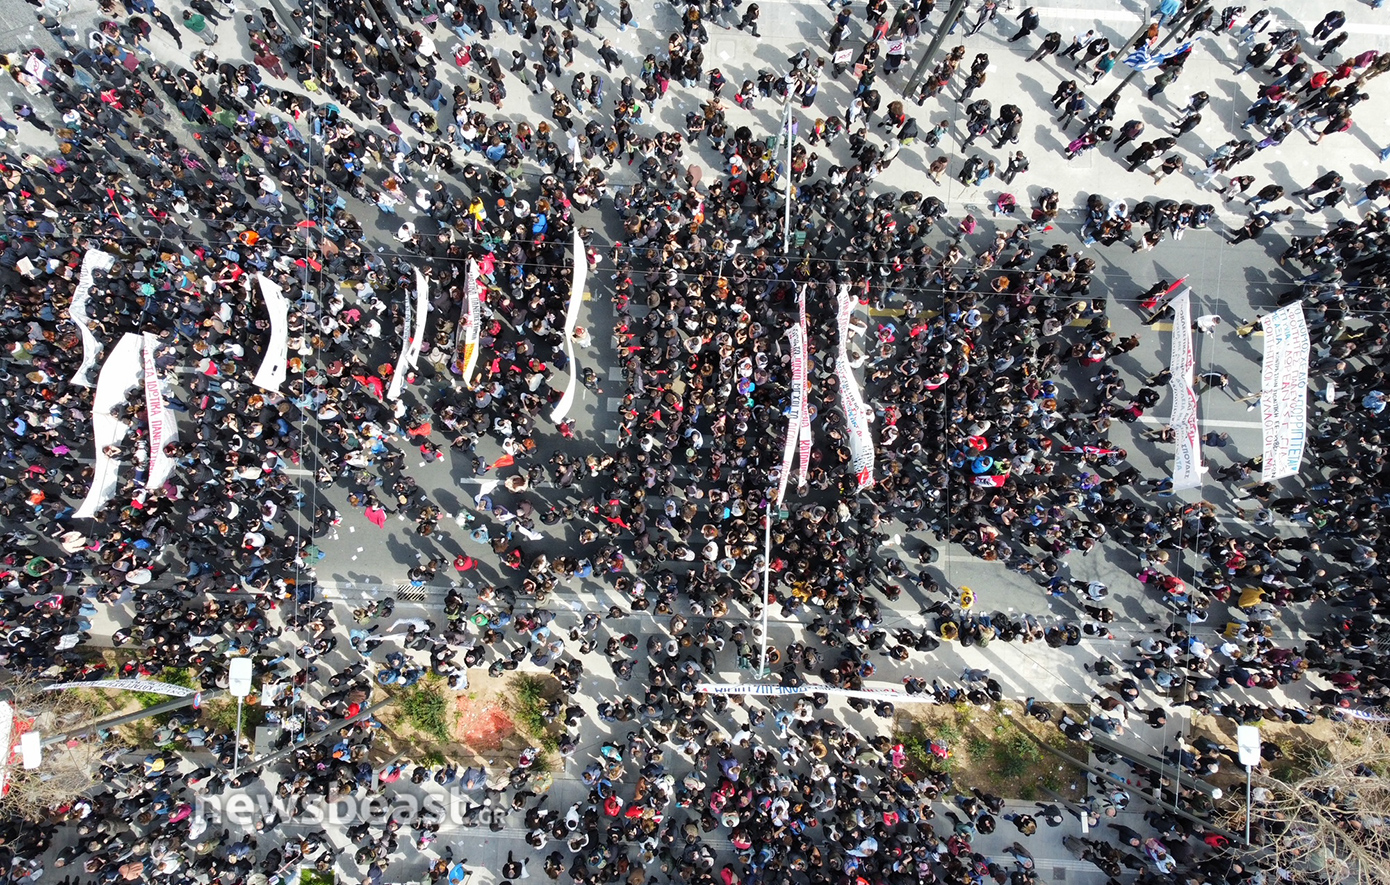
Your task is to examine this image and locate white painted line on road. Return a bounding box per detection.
[1138,416,1263,429]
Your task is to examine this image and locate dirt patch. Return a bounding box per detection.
[454,694,516,752]
[375,669,564,769]
[896,701,1088,802]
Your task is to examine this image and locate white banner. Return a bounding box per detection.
[388,269,430,401]
[695,683,934,702]
[142,333,178,490]
[68,249,116,387]
[0,701,13,795]
[775,324,805,508]
[1167,289,1203,490]
[550,229,588,424]
[253,274,289,392]
[74,333,143,519]
[1260,305,1309,481]
[42,678,196,697]
[796,284,812,489]
[835,284,875,491]
[457,260,482,388]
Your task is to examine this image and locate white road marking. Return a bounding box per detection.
[1138,416,1263,429]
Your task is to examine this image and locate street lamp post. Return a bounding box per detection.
[906,0,970,91]
[228,658,254,779]
[1237,725,1262,846]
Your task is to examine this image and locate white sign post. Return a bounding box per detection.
[1237,725,1261,845]
[228,658,254,778]
[19,731,40,770]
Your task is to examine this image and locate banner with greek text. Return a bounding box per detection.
[74,333,143,519]
[550,230,588,423]
[142,333,178,490]
[457,260,483,388]
[835,284,875,491]
[42,678,196,697]
[695,683,933,702]
[1167,289,1203,490]
[775,324,805,507]
[252,274,288,392]
[797,284,812,489]
[1259,305,1309,481]
[388,269,430,401]
[68,249,116,387]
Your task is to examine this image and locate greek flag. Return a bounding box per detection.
[1124,40,1192,70]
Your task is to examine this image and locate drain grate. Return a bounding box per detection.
[395,581,428,602]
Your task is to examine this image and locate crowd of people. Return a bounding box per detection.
[0,0,1388,881]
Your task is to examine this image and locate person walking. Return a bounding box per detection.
[736,3,760,36]
[1029,31,1062,61]
[1011,6,1039,42]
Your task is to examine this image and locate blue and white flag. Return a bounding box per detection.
[1124,40,1192,70]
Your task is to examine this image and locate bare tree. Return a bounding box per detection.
[1229,720,1390,885]
[0,679,109,821]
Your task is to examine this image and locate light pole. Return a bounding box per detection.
[906,0,970,91]
[781,97,794,255]
[228,658,254,779]
[1237,724,1262,846]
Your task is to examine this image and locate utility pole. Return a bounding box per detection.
[907,0,970,91]
[40,690,226,747]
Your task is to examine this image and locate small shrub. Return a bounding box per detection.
[399,680,452,743]
[967,734,993,761]
[132,668,195,708]
[898,728,934,773]
[993,728,1042,780]
[936,718,962,744]
[301,870,335,885]
[510,675,553,745]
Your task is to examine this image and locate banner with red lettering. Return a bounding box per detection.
[1259,305,1309,481]
[835,284,875,491]
[388,269,430,401]
[142,333,178,490]
[69,249,116,388]
[454,259,483,388]
[796,284,812,489]
[1167,289,1203,490]
[74,333,143,519]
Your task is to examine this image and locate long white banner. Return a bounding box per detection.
[253,274,288,391]
[835,284,874,491]
[388,270,430,401]
[142,333,178,490]
[1167,289,1203,490]
[74,333,143,519]
[775,324,805,507]
[68,249,116,387]
[796,284,812,489]
[550,229,589,423]
[695,682,934,703]
[1260,305,1310,481]
[42,678,196,697]
[458,260,482,388]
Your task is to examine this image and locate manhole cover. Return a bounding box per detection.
[1053,869,1066,881]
